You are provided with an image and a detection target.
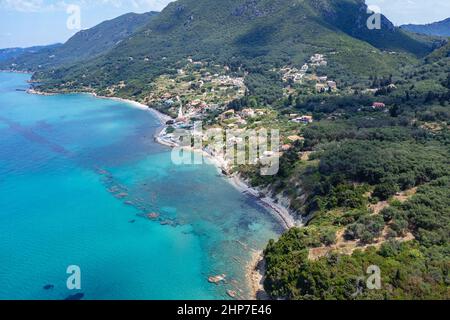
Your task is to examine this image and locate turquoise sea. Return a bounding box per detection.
[0,72,281,300]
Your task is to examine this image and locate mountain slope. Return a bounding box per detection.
[315,0,436,55]
[426,41,450,62]
[402,18,450,37]
[262,41,450,300]
[1,12,158,71]
[34,0,437,100]
[0,44,62,63]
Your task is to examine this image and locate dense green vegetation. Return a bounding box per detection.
[3,0,448,301]
[317,141,447,193]
[264,177,450,299]
[0,44,62,62]
[261,38,450,300]
[29,0,439,104]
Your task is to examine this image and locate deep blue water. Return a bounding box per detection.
[0,72,281,300]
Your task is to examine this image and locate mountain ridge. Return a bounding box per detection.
[31,0,439,101]
[0,11,158,71]
[401,18,450,37]
[0,44,62,62]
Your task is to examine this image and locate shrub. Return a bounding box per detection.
[321,229,337,246]
[391,219,409,236]
[345,215,385,243]
[373,182,400,201]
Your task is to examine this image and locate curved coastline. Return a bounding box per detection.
[27,87,298,230]
[26,85,297,300]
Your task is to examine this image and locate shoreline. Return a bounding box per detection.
[149,113,298,230]
[246,250,269,300]
[227,174,297,230]
[26,86,296,300]
[84,91,298,299]
[155,139,297,231]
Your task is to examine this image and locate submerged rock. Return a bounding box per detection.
[108,186,120,193]
[160,219,175,226]
[208,274,226,284]
[227,290,237,299]
[146,212,160,220]
[115,192,129,199]
[64,293,84,300]
[96,169,109,175]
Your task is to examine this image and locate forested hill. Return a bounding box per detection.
[260,36,450,301]
[402,18,450,37]
[31,0,438,101]
[0,44,62,62]
[3,0,448,301]
[0,12,158,71]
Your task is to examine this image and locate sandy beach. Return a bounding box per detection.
[172,146,298,231]
[148,108,173,124]
[26,88,160,115]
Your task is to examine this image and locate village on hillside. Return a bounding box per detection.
[150,53,393,172]
[280,54,338,94]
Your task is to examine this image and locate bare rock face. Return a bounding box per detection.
[232,0,275,19]
[308,0,336,20]
[355,3,395,32]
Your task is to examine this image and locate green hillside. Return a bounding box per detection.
[33,0,437,101]
[0,12,158,71]
[259,36,450,301]
[402,18,450,37]
[426,41,450,62]
[0,44,62,63]
[8,0,448,301]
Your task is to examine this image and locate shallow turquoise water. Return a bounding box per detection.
[0,72,281,300]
